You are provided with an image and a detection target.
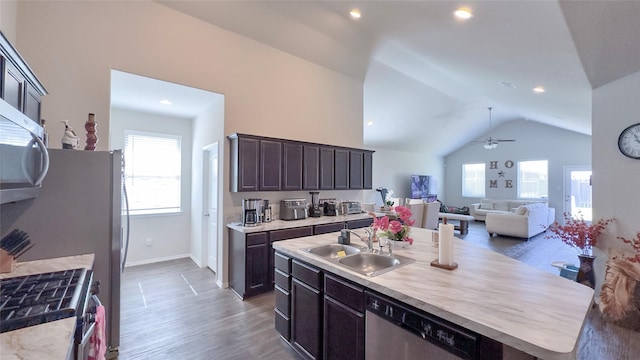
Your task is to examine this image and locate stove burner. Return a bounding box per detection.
[0,268,88,333]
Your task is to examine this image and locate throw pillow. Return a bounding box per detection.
[515,206,528,216]
[479,201,494,210]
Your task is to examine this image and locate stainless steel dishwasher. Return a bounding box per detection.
[364,291,482,360]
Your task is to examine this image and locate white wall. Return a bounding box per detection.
[109,108,193,265]
[0,1,17,43]
[444,120,591,220]
[592,69,640,293]
[365,148,443,206]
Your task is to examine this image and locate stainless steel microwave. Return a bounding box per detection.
[0,98,49,204]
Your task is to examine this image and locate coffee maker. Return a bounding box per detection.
[242,198,263,227]
[309,192,322,217]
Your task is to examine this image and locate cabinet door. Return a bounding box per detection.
[334,149,349,190]
[245,233,270,297]
[3,60,24,111]
[233,137,260,192]
[303,145,320,190]
[260,139,282,190]
[349,151,364,189]
[363,151,373,189]
[323,296,364,360]
[24,83,42,123]
[292,278,323,360]
[282,141,303,190]
[319,147,334,190]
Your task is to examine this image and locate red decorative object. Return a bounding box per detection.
[617,231,640,263]
[546,212,614,255]
[84,113,98,151]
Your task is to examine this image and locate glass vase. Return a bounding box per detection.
[576,254,596,289]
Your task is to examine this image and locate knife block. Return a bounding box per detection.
[0,249,16,273]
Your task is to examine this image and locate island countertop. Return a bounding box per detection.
[272,228,593,360]
[0,254,95,360]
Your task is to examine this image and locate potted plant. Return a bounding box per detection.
[546,211,614,288]
[369,206,415,247]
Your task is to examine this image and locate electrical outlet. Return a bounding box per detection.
[145,238,152,246]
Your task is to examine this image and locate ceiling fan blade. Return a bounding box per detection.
[495,139,516,142]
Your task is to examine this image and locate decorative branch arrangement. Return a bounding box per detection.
[617,231,640,263]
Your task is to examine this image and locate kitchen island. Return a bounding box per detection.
[273,227,593,360]
[0,254,95,360]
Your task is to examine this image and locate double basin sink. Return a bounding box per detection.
[300,243,415,277]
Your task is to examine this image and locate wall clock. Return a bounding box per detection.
[618,123,640,159]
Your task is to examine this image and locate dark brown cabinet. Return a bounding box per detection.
[334,149,350,190]
[1,34,46,123]
[229,231,270,299]
[313,222,345,235]
[346,218,374,229]
[291,260,323,360]
[274,252,292,341]
[269,226,313,286]
[323,275,365,360]
[228,133,373,192]
[303,145,320,190]
[260,139,282,190]
[319,147,334,190]
[282,141,303,190]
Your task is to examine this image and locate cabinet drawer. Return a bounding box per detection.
[346,218,373,229]
[246,232,268,246]
[275,308,291,341]
[274,268,290,291]
[274,252,291,274]
[314,222,345,235]
[324,274,364,312]
[270,226,313,241]
[275,285,291,314]
[292,259,323,290]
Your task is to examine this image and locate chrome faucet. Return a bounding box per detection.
[346,228,374,252]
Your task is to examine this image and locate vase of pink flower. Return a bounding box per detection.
[369,206,415,246]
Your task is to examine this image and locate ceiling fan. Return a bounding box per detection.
[470,107,515,149]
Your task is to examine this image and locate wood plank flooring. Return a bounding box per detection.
[119,222,640,359]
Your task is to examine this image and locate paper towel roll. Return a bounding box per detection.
[438,222,455,266]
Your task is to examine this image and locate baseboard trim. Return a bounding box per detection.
[125,253,191,267]
[189,254,203,268]
[216,279,228,289]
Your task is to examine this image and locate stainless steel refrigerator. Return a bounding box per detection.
[0,148,127,357]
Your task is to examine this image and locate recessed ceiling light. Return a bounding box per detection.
[453,8,473,20]
[366,120,374,126]
[159,99,173,105]
[350,9,361,19]
[532,86,546,93]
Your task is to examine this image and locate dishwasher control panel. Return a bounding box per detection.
[365,291,479,359]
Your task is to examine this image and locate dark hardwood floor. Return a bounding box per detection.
[119,222,640,359]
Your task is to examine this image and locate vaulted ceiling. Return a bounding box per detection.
[155,0,640,156]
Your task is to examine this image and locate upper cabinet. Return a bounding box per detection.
[228,133,374,192]
[1,32,47,123]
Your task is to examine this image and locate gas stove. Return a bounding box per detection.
[0,268,89,333]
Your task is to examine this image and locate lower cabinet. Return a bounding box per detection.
[229,231,270,299]
[323,275,365,360]
[291,260,323,360]
[346,218,374,229]
[279,255,365,360]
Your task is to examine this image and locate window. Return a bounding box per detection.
[462,163,485,197]
[124,131,181,215]
[518,160,548,199]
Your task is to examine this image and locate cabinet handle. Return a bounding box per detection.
[22,133,49,186]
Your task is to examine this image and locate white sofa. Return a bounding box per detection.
[485,203,556,239]
[470,199,548,221]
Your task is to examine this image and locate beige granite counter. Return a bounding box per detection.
[273,228,593,360]
[0,254,95,360]
[226,212,381,233]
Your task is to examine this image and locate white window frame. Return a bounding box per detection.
[462,163,485,198]
[124,130,182,216]
[517,160,548,199]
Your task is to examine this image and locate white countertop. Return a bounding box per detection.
[226,212,382,233]
[273,228,593,360]
[0,254,95,360]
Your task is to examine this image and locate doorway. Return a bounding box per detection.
[563,166,592,222]
[204,143,219,273]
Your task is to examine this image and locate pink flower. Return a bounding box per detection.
[372,215,389,231]
[389,220,403,233]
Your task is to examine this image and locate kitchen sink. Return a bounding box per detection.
[300,243,415,277]
[337,252,415,277]
[302,243,364,258]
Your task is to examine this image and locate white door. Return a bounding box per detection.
[205,143,219,272]
[563,166,592,222]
